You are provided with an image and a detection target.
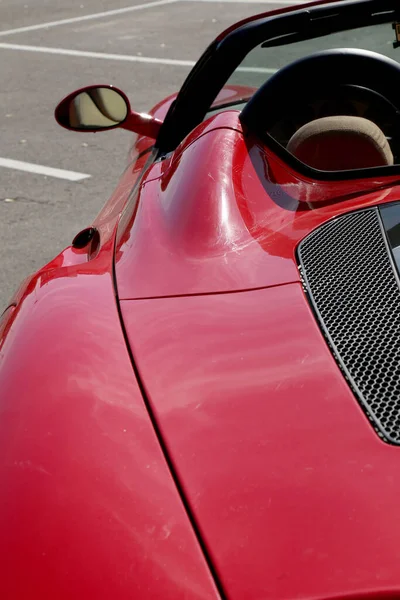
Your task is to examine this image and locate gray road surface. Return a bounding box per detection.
[1,0,301,310]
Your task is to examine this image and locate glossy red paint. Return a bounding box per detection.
[0,231,220,599]
[115,110,400,300]
[1,85,243,597]
[5,92,400,599]
[4,2,400,598]
[0,304,16,346]
[120,284,400,600]
[121,110,162,138]
[113,81,400,598]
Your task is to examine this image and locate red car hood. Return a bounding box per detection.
[120,285,400,600]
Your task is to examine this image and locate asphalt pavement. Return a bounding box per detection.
[0,0,322,309]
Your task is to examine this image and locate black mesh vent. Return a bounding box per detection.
[298,208,400,444]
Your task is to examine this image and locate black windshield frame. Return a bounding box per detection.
[156,0,400,155]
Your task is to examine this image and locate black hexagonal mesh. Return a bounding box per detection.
[298,208,400,444]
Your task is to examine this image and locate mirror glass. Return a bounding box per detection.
[67,87,129,130]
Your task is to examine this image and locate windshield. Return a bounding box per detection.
[203,21,400,119]
[227,22,400,91]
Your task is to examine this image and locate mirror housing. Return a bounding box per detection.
[55,85,162,139]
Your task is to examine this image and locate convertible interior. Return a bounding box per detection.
[238,48,400,174]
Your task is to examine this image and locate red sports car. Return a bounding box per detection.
[2,0,400,598]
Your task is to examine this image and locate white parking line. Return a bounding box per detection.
[0,43,196,66]
[0,0,308,38]
[238,65,277,73]
[0,0,178,37]
[0,158,91,181]
[0,42,277,73]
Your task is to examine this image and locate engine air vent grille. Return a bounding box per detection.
[298,208,400,444]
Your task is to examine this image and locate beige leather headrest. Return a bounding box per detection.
[287,116,394,171]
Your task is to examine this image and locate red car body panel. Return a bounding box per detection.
[3,1,400,597]
[114,105,400,600]
[0,86,256,600]
[115,110,400,300]
[3,103,400,598]
[0,236,220,600]
[120,285,400,600]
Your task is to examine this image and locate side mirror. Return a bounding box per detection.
[55,85,162,139]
